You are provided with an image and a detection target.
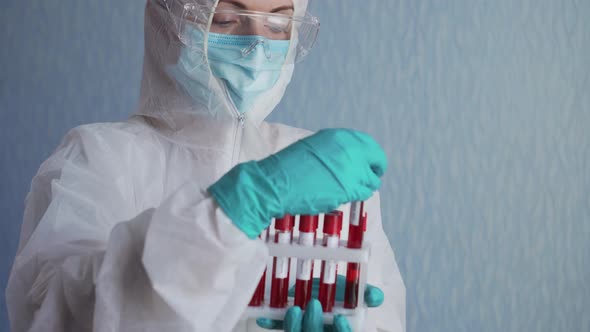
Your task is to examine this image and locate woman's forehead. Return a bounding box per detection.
[217,0,294,12]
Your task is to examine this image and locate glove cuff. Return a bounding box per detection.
[208,161,282,239]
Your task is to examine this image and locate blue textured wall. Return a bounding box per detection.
[1,1,589,332]
[0,1,145,331]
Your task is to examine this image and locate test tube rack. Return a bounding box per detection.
[240,216,371,331]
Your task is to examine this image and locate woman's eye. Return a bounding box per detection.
[266,24,290,35]
[213,20,235,27]
[266,18,291,34]
[212,14,239,27]
[269,27,285,34]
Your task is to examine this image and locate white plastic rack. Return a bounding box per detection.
[240,218,371,331]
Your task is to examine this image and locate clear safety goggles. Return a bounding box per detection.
[164,1,320,63]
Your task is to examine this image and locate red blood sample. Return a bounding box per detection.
[249,228,269,307]
[318,211,342,312]
[344,202,366,309]
[270,215,294,308]
[249,269,266,306]
[294,215,318,309]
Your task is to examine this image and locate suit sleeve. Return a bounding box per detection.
[6,126,267,332]
[364,192,406,332]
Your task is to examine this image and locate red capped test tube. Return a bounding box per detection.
[310,216,320,296]
[270,215,294,308]
[344,202,367,309]
[249,227,270,307]
[318,211,343,312]
[294,215,319,309]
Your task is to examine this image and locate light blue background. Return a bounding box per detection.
[1,1,589,331]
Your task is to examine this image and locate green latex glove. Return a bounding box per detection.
[256,299,352,332]
[208,129,387,238]
[257,276,384,331]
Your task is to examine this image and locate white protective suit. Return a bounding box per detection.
[6,0,406,331]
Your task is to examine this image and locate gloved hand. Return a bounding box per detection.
[256,276,385,331]
[208,129,387,238]
[256,299,351,332]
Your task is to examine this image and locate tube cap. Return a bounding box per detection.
[299,215,319,233]
[323,211,343,235]
[275,214,294,231]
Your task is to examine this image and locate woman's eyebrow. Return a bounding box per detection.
[218,0,247,10]
[271,5,295,13]
[217,1,294,13]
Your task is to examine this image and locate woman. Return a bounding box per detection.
[6,0,405,331]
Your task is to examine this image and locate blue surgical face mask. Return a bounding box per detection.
[169,27,290,115]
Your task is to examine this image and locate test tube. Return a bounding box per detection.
[270,214,294,308]
[310,215,320,298]
[294,215,319,309]
[332,211,344,307]
[318,211,343,312]
[249,227,270,307]
[344,202,367,309]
